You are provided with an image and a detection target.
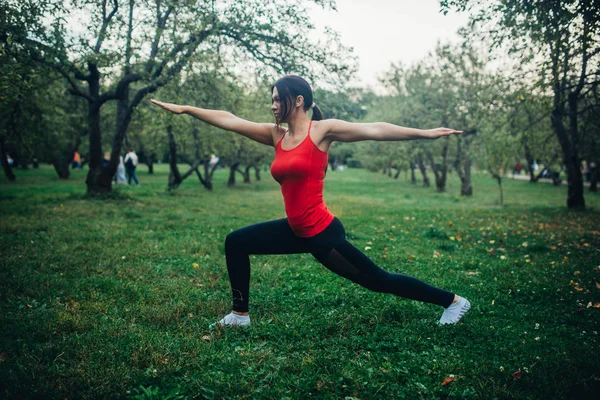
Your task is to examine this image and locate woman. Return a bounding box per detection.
[151,75,470,328]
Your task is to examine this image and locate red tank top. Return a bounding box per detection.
[270,121,335,237]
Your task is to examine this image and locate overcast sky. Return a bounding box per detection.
[308,0,470,89]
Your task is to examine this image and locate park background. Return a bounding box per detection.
[1,0,599,398]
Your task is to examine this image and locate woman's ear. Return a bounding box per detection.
[295,95,305,109]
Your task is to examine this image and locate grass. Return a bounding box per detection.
[1,164,599,399]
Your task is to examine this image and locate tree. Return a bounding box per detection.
[23,0,354,194]
[479,126,521,206]
[0,0,61,180]
[442,0,600,208]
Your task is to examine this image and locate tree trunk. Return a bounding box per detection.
[254,165,261,181]
[495,175,504,206]
[410,160,416,184]
[460,158,473,196]
[455,135,473,196]
[84,65,114,194]
[52,157,70,179]
[196,164,213,190]
[427,137,449,192]
[416,155,430,187]
[243,165,252,183]
[551,107,584,208]
[523,141,538,182]
[0,135,16,182]
[228,163,240,187]
[394,167,400,179]
[167,125,183,190]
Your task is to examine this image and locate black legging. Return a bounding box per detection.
[225,217,455,313]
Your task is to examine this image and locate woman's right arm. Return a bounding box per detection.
[151,100,277,146]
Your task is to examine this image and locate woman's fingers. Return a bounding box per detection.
[150,99,179,113]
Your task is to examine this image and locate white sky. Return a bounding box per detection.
[309,0,470,90]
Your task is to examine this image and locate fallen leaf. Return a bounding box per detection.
[512,369,522,380]
[364,246,372,251]
[201,335,211,341]
[442,376,455,386]
[316,381,324,390]
[596,282,600,289]
[433,251,440,258]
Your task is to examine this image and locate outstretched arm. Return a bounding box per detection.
[150,100,277,146]
[321,119,462,143]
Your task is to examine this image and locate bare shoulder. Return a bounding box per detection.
[271,124,288,146]
[311,120,335,152]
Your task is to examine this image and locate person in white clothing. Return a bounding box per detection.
[124,148,140,186]
[115,156,127,184]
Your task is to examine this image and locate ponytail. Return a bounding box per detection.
[311,104,324,121]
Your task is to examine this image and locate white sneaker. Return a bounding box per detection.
[209,312,251,329]
[439,297,471,325]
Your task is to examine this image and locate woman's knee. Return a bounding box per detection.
[225,229,247,252]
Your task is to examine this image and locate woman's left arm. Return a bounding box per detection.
[321,119,462,142]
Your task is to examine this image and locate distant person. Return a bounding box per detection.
[209,153,220,169]
[514,162,521,176]
[103,152,110,168]
[72,151,81,169]
[115,155,127,184]
[151,75,470,328]
[32,158,39,169]
[124,148,139,186]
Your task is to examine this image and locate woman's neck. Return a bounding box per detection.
[286,113,310,137]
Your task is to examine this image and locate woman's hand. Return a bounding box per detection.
[150,99,186,115]
[427,127,462,139]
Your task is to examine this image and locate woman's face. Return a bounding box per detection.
[271,86,282,122]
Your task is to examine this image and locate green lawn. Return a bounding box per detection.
[1,164,599,399]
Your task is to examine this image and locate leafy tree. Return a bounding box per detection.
[442,0,600,208]
[22,0,354,194]
[0,0,61,180]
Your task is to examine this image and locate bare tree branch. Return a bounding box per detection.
[94,0,119,53]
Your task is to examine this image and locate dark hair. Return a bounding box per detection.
[271,75,323,125]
